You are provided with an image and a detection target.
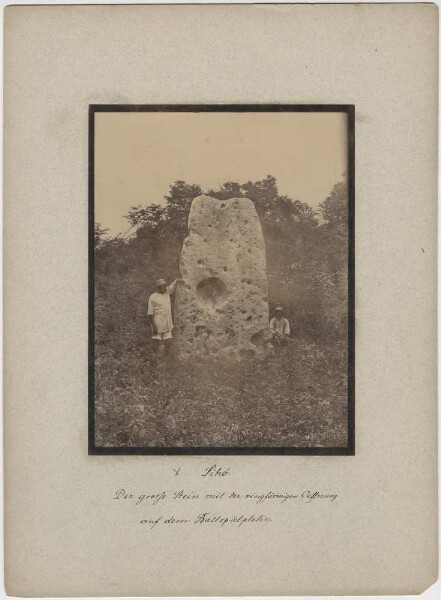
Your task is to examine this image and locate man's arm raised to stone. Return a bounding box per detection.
[167,278,183,295]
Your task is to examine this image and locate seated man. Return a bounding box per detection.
[269,307,290,347]
[147,277,182,358]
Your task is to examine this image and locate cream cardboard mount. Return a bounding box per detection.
[3,3,438,597]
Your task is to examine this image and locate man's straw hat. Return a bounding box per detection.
[156,278,167,287]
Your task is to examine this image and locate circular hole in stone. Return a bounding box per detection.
[196,277,228,309]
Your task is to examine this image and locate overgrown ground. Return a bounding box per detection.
[95,338,348,448]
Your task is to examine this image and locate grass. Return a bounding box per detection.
[94,337,348,449]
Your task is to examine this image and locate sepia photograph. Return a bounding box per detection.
[90,105,354,454]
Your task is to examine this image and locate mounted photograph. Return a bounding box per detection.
[90,105,354,454]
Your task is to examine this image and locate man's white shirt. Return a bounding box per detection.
[147,280,178,338]
[269,317,290,336]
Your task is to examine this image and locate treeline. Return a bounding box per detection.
[95,175,348,357]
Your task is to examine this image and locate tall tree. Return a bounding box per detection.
[163,181,203,236]
[319,178,348,233]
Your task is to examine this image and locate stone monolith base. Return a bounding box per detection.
[174,195,269,358]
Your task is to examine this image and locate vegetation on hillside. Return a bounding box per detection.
[94,175,349,448]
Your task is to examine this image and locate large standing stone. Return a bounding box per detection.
[174,195,269,358]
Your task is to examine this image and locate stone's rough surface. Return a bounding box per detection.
[174,195,269,357]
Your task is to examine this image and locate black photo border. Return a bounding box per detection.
[88,104,355,456]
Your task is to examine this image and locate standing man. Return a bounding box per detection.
[269,307,290,348]
[148,277,182,358]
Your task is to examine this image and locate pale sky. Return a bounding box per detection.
[95,111,347,235]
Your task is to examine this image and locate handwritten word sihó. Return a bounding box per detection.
[202,464,231,477]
